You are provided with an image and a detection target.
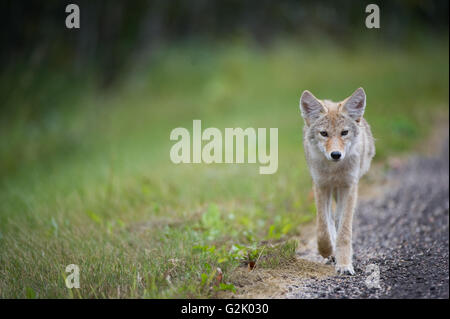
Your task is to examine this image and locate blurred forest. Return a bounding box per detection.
[1,0,448,90]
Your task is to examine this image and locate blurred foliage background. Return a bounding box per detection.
[2,0,448,86]
[0,0,448,298]
[0,0,448,177]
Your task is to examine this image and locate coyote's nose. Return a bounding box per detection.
[331,151,341,160]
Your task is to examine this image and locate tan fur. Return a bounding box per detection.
[299,88,375,275]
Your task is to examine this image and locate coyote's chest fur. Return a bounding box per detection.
[299,88,375,275]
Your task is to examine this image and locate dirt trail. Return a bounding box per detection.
[223,121,449,299]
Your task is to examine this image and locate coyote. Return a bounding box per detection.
[299,88,375,275]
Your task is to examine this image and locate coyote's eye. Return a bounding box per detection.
[320,131,328,137]
[341,130,349,136]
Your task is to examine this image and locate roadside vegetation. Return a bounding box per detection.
[0,38,448,298]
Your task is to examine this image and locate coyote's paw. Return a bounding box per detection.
[335,264,355,276]
[325,256,336,265]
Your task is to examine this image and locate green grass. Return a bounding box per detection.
[0,38,448,298]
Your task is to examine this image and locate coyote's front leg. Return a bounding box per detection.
[314,184,335,259]
[335,184,358,275]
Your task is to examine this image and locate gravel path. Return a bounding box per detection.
[287,138,449,299]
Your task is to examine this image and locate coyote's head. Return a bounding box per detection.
[299,88,367,162]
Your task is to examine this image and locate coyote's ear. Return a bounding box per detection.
[299,90,325,125]
[342,87,366,122]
